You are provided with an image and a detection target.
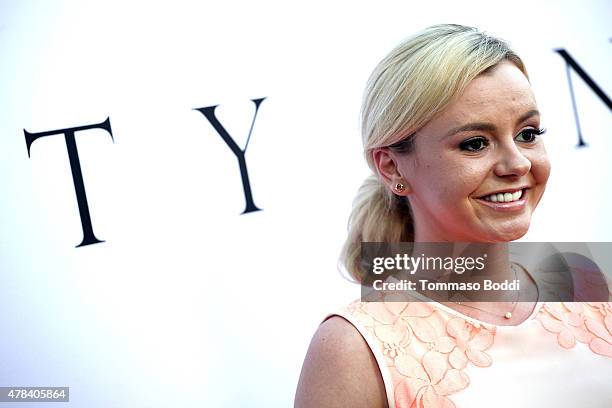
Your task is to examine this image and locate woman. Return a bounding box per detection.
[295,24,612,408]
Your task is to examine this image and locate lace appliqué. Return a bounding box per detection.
[344,299,496,408]
[536,302,612,357]
[343,300,612,408]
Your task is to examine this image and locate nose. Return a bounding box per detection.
[493,142,531,177]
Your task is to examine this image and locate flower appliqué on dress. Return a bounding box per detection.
[341,299,612,408]
[536,302,612,357]
[345,299,496,408]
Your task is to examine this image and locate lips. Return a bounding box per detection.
[476,186,530,199]
[474,188,529,211]
[482,189,524,203]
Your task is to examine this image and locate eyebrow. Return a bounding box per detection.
[441,109,540,140]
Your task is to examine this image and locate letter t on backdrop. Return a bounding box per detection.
[24,118,113,247]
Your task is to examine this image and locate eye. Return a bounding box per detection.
[516,127,546,143]
[459,137,489,152]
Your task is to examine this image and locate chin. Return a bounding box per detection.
[474,212,533,242]
[494,230,527,242]
[484,224,530,242]
[466,219,531,242]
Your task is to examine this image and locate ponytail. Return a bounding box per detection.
[340,174,413,282]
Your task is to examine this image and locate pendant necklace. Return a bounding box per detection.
[453,262,520,320]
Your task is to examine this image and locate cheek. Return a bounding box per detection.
[529,148,551,186]
[448,171,481,200]
[414,159,488,202]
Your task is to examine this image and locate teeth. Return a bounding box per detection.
[483,189,523,203]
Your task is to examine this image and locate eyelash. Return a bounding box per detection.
[459,127,547,152]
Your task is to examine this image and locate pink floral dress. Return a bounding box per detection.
[325,300,612,408]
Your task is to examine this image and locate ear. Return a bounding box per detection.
[371,148,412,196]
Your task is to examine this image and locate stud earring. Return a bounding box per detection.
[395,182,405,193]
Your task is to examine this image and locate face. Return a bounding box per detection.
[375,61,551,242]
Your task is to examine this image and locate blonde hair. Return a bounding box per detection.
[341,24,528,282]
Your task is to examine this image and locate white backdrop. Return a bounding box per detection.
[0,0,611,406]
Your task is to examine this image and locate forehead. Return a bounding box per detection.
[423,61,537,134]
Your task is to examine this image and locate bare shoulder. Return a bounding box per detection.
[294,315,388,408]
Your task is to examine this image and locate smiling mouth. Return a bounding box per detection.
[479,189,526,203]
[473,188,530,211]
